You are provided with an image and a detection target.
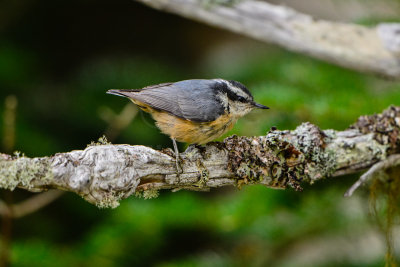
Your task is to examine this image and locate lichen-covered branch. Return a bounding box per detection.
[135,0,400,78]
[0,106,399,208]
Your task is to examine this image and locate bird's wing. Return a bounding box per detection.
[129,80,225,122]
[132,84,185,119]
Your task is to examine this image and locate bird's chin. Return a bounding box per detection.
[232,109,252,118]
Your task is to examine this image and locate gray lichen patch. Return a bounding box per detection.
[351,105,400,153]
[0,156,53,191]
[135,189,160,200]
[94,191,125,209]
[290,123,337,181]
[333,132,388,172]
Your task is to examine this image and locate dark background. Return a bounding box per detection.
[1,0,400,266]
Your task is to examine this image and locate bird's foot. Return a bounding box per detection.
[171,138,183,175]
[175,152,183,174]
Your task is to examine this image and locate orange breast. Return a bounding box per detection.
[153,112,236,144]
[130,99,237,144]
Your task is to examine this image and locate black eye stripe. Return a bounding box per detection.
[236,95,247,102]
[225,90,247,102]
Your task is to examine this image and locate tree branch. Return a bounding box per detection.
[0,190,64,218]
[344,154,400,197]
[135,0,400,78]
[0,106,399,208]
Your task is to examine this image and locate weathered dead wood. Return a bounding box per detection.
[0,106,399,208]
[135,0,400,78]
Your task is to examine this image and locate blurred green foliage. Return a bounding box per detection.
[0,0,399,266]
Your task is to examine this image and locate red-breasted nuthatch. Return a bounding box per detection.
[107,79,269,171]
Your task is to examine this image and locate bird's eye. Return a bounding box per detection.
[236,96,246,102]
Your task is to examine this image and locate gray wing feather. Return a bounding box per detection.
[133,79,224,122]
[132,86,185,118]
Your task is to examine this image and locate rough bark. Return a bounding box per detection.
[0,106,399,208]
[135,0,400,78]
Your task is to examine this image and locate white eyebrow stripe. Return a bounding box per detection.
[230,86,247,97]
[214,79,251,99]
[228,84,251,99]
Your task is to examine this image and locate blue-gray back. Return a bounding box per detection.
[132,79,225,122]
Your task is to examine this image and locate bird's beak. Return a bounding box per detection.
[252,102,269,109]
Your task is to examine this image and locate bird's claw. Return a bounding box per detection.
[175,153,183,174]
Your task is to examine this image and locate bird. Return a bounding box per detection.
[107,79,269,172]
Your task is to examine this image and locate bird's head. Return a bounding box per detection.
[212,79,269,118]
